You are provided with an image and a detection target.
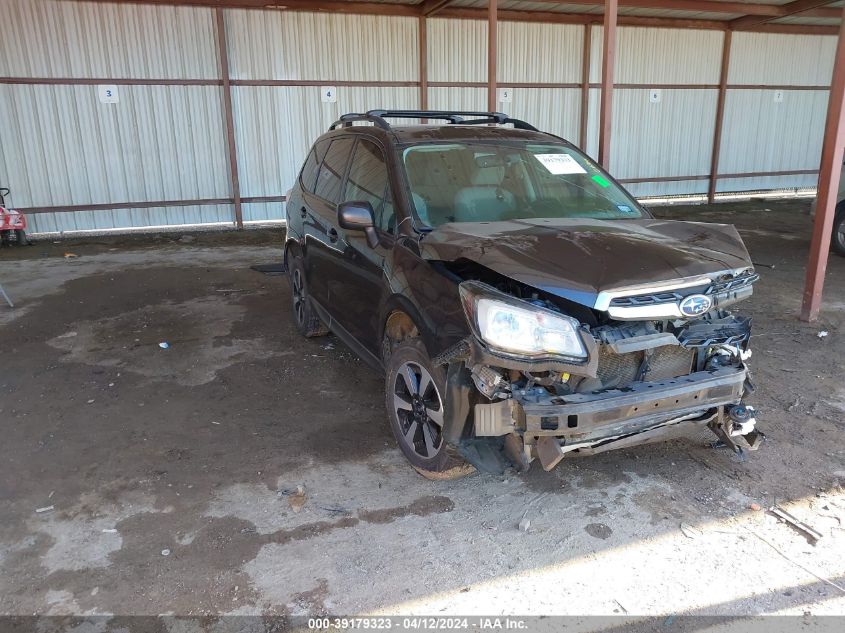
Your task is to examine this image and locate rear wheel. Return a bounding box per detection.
[15,230,27,246]
[832,212,845,257]
[385,339,473,480]
[288,252,329,338]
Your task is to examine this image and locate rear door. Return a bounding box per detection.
[327,137,396,352]
[303,136,355,308]
[297,139,328,296]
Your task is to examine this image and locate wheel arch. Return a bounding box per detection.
[283,235,303,271]
[379,294,439,364]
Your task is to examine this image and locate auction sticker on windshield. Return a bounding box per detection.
[534,153,587,175]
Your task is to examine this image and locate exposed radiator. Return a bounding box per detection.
[597,344,694,390]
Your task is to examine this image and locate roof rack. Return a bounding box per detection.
[328,110,539,132]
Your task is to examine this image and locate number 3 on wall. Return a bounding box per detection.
[98,85,120,104]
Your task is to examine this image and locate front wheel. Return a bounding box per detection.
[832,213,845,257]
[385,339,473,480]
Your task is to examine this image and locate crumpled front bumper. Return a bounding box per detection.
[473,366,758,470]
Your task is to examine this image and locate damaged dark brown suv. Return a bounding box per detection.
[284,110,762,478]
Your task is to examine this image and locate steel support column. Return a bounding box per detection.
[215,8,243,230]
[579,23,592,149]
[419,16,428,111]
[801,4,845,321]
[488,0,497,112]
[708,30,732,204]
[598,0,618,168]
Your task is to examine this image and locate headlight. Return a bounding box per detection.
[459,281,587,361]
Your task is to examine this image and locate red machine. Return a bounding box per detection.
[0,187,27,247]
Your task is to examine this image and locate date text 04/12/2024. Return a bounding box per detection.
[307,617,529,630]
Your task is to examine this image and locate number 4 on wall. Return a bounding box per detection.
[321,86,337,103]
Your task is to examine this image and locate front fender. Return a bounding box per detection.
[383,240,471,360]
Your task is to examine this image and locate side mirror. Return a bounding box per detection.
[338,201,380,248]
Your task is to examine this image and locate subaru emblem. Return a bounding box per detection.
[679,294,712,317]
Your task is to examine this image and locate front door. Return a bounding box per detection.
[327,137,396,354]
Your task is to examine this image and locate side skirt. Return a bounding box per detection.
[310,299,384,373]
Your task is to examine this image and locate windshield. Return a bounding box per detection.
[401,142,643,227]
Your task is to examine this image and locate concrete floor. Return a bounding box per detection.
[1,199,845,623]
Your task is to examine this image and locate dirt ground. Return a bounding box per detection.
[1,199,844,624]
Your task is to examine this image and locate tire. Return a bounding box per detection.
[15,230,27,246]
[287,252,329,338]
[832,212,845,257]
[385,338,473,480]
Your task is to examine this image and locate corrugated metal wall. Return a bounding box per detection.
[428,18,487,84]
[0,0,219,79]
[226,10,419,223]
[497,21,583,143]
[717,32,834,193]
[587,27,723,197]
[0,0,230,233]
[0,1,838,234]
[426,19,583,143]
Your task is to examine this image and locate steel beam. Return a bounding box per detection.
[420,0,455,17]
[83,1,841,34]
[419,16,428,111]
[708,31,732,204]
[488,0,497,113]
[598,0,617,169]
[215,8,243,230]
[98,0,841,19]
[801,4,845,321]
[730,0,835,30]
[517,0,841,19]
[579,23,592,149]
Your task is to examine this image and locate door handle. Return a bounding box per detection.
[328,228,339,243]
[300,206,307,219]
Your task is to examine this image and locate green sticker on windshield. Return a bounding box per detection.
[592,174,611,188]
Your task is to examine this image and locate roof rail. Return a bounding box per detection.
[328,110,539,132]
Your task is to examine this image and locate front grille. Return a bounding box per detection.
[609,291,687,307]
[597,345,695,390]
[608,271,758,309]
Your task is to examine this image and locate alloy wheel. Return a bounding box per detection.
[291,267,306,326]
[392,361,445,459]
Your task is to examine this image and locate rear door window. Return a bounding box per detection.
[343,139,395,232]
[315,137,354,203]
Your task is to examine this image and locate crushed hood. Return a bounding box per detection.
[420,218,753,308]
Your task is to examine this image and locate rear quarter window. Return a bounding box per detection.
[299,150,319,193]
[299,139,330,194]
